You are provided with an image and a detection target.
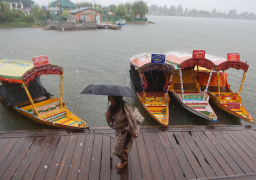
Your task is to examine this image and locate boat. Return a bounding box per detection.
[116,19,126,25]
[165,51,218,122]
[0,58,88,129]
[196,53,254,123]
[129,53,174,126]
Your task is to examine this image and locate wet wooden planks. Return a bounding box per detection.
[0,126,256,180]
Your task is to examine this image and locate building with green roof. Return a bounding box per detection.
[49,0,77,10]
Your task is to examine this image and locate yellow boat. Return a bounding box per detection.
[165,51,218,122]
[129,53,174,126]
[0,59,88,129]
[196,55,254,123]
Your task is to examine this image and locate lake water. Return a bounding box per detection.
[0,15,256,131]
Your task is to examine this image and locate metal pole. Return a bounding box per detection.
[21,80,39,117]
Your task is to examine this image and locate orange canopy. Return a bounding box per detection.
[197,71,230,89]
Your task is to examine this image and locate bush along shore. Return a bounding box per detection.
[0,22,45,28]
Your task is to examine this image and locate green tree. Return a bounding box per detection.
[32,4,45,19]
[109,4,117,13]
[0,0,3,12]
[79,2,91,7]
[151,4,157,13]
[163,5,168,15]
[114,4,127,17]
[184,7,188,15]
[169,5,176,16]
[188,9,197,16]
[158,6,163,15]
[248,13,255,19]
[61,9,69,18]
[176,4,183,15]
[96,4,103,12]
[46,10,51,19]
[125,2,132,16]
[131,1,148,18]
[101,6,108,17]
[0,2,34,23]
[0,1,9,13]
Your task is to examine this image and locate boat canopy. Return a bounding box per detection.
[165,51,217,70]
[165,51,249,71]
[0,76,50,107]
[0,60,63,85]
[130,53,174,72]
[130,53,153,68]
[215,61,249,71]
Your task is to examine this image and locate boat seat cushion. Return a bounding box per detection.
[183,94,203,100]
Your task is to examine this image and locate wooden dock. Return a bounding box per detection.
[97,24,122,30]
[1,125,256,180]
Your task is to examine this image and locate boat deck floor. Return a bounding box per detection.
[1,125,256,180]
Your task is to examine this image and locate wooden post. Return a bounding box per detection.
[203,69,213,101]
[179,67,184,100]
[238,71,247,95]
[217,71,220,97]
[21,80,39,117]
[60,72,64,109]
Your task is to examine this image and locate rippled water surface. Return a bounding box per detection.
[0,16,256,131]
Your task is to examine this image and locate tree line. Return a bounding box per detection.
[78,1,148,20]
[0,0,148,27]
[148,4,256,20]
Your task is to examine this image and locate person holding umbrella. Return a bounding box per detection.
[105,96,138,170]
[81,84,143,170]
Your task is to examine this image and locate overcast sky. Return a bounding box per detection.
[37,0,256,14]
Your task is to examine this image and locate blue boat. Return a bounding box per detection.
[116,19,126,25]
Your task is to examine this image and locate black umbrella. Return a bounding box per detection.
[80,83,136,97]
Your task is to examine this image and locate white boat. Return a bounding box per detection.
[116,19,126,25]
